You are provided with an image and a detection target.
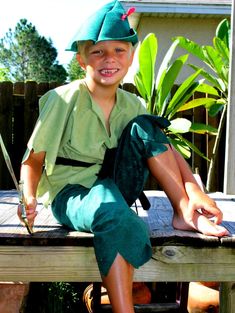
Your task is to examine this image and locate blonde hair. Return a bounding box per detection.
[77,41,93,57]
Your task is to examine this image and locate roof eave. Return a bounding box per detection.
[121,1,231,17]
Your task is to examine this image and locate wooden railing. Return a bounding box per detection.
[0,81,224,190]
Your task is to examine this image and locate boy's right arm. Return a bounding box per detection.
[18,150,46,227]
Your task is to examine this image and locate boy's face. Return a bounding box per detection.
[77,40,134,87]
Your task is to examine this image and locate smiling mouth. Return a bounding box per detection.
[100,69,119,75]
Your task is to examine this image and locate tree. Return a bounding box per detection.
[67,54,85,81]
[0,68,10,81]
[0,19,67,83]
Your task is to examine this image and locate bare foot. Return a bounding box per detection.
[172,211,229,237]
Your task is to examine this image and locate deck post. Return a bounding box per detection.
[224,0,235,194]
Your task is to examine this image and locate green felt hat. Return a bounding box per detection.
[66,0,138,52]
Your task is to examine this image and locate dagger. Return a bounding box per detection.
[0,134,33,234]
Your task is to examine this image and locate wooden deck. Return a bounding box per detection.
[0,190,235,312]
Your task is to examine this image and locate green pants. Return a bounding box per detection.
[51,114,169,276]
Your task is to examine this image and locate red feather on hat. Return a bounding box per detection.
[121,7,135,20]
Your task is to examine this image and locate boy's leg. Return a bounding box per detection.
[102,253,135,313]
[113,114,228,236]
[147,148,228,236]
[51,181,151,313]
[113,114,169,206]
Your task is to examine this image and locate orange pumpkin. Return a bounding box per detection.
[187,282,219,313]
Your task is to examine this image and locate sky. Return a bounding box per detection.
[0,0,110,68]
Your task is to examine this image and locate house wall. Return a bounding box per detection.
[125,16,227,83]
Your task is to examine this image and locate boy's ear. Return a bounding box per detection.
[130,49,135,65]
[76,54,86,70]
[127,49,135,68]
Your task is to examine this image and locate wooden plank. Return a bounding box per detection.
[0,245,234,282]
[0,246,99,282]
[0,190,235,244]
[0,190,94,245]
[101,303,180,312]
[1,190,231,245]
[144,191,235,245]
[136,257,235,282]
[152,246,235,264]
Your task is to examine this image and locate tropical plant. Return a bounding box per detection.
[133,33,218,160]
[174,18,230,190]
[0,19,67,83]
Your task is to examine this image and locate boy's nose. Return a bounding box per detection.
[104,51,116,62]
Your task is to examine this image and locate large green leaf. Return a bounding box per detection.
[216,18,230,49]
[166,70,201,118]
[137,33,157,99]
[221,66,229,84]
[214,37,230,64]
[190,123,218,135]
[173,36,206,62]
[176,134,209,161]
[155,39,180,87]
[194,83,219,96]
[157,54,188,116]
[168,137,191,159]
[202,46,225,79]
[189,64,225,91]
[177,97,217,112]
[176,35,229,89]
[134,72,148,101]
[168,83,201,119]
[207,102,225,117]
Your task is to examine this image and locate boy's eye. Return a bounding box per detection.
[91,50,103,55]
[89,46,128,56]
[115,48,125,53]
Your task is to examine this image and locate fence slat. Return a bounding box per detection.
[24,81,39,146]
[0,82,14,188]
[192,91,208,185]
[12,85,26,182]
[37,82,49,97]
[13,82,25,96]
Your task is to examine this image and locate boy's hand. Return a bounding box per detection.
[188,191,223,225]
[186,191,229,236]
[17,196,38,230]
[173,190,229,237]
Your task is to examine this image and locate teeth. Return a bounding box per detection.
[100,69,118,74]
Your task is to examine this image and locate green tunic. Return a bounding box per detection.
[23,80,170,276]
[23,79,147,206]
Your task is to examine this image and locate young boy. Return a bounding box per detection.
[19,1,228,312]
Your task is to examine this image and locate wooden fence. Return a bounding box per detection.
[0,81,225,191]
